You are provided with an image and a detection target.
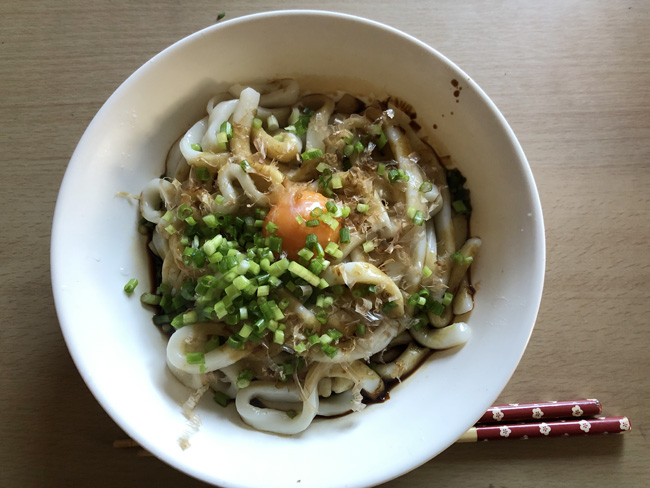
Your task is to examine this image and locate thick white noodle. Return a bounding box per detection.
[430,237,481,328]
[201,99,238,153]
[166,323,252,374]
[252,127,302,163]
[322,262,405,316]
[453,277,474,315]
[235,381,319,435]
[229,79,300,108]
[180,116,208,163]
[305,96,335,151]
[165,137,189,180]
[410,322,471,350]
[307,319,401,363]
[373,342,429,380]
[217,162,270,207]
[140,178,179,224]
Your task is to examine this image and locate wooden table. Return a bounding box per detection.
[2,1,648,486]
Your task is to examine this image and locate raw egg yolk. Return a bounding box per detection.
[263,189,339,259]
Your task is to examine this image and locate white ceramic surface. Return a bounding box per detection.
[51,11,544,488]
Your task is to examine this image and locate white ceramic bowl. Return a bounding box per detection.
[51,10,544,488]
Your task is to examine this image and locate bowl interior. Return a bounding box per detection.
[51,10,544,488]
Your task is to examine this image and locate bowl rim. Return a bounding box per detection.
[51,9,545,488]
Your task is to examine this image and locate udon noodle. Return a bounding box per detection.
[137,79,480,435]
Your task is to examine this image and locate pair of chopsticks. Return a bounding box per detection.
[457,398,631,442]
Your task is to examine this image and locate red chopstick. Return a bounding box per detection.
[477,399,602,424]
[458,416,631,442]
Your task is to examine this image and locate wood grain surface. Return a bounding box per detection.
[1,1,648,487]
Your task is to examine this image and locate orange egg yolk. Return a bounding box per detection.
[263,189,340,260]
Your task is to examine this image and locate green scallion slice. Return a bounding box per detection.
[220,120,233,139]
[186,352,205,365]
[213,391,230,407]
[302,148,324,160]
[123,278,138,294]
[419,181,434,193]
[196,167,210,181]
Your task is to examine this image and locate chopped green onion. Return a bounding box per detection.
[298,248,314,261]
[186,352,205,365]
[302,148,324,160]
[452,251,473,265]
[233,275,250,291]
[288,261,321,287]
[190,143,202,152]
[377,131,388,149]
[452,200,468,213]
[140,292,160,305]
[213,391,230,407]
[220,121,233,139]
[324,242,342,259]
[274,329,285,344]
[430,301,445,316]
[412,210,425,226]
[321,344,338,358]
[305,233,318,249]
[226,336,244,349]
[327,329,343,340]
[196,167,210,181]
[237,369,254,388]
[423,265,433,278]
[123,278,138,294]
[356,203,369,213]
[269,235,283,253]
[216,131,228,150]
[419,181,434,193]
